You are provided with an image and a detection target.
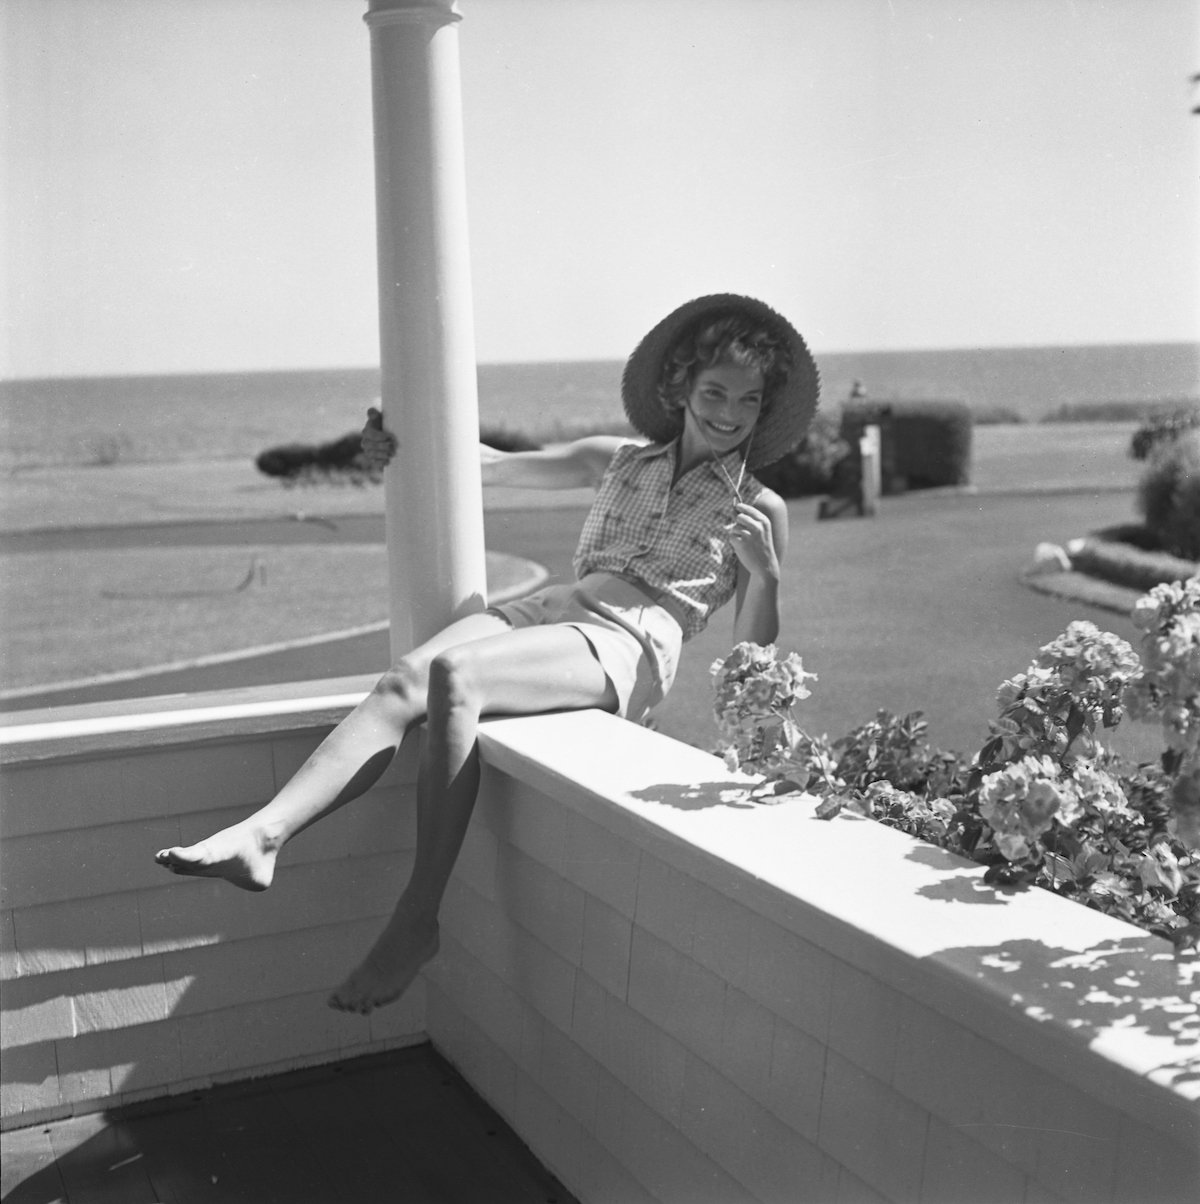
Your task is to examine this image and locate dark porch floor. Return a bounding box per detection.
[1,1044,577,1204]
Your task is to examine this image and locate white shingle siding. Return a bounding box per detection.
[3,702,1197,1204]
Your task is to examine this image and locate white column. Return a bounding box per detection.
[363,0,487,658]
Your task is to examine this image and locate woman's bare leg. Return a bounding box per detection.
[153,612,513,890]
[329,624,616,1013]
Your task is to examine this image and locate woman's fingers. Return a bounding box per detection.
[726,504,779,574]
[734,502,769,525]
[729,506,768,537]
[361,407,398,471]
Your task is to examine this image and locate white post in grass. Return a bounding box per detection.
[363,0,487,657]
[859,423,881,517]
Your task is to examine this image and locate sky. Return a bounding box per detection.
[2,0,1197,378]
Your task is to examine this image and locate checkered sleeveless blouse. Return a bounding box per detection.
[572,440,764,640]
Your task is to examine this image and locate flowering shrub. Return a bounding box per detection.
[1125,578,1200,847]
[712,642,819,782]
[979,622,1142,769]
[711,579,1200,950]
[1126,580,1200,768]
[978,754,1080,861]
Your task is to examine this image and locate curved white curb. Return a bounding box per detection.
[0,621,391,702]
[0,561,549,704]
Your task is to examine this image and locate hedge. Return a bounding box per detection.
[1137,429,1200,560]
[1042,398,1199,424]
[1129,405,1200,461]
[1072,525,1199,591]
[840,399,973,492]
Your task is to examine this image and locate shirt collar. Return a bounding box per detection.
[630,439,673,461]
[631,437,745,479]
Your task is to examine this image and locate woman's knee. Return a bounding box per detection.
[373,657,426,711]
[427,648,483,718]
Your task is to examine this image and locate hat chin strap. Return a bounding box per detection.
[685,400,752,500]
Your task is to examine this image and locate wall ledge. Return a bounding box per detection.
[0,675,376,763]
[477,709,1200,1146]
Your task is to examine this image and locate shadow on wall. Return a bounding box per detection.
[2,846,421,1094]
[627,779,801,812]
[931,932,1200,1093]
[899,844,1200,1092]
[905,839,1200,1093]
[622,777,1200,1102]
[1,730,428,1127]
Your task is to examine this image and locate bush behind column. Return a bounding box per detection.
[752,412,851,497]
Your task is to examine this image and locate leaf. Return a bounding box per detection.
[1169,923,1200,955]
[750,778,804,800]
[1052,828,1084,859]
[843,792,874,818]
[814,796,844,821]
[983,862,1036,889]
[1073,847,1111,879]
[1089,872,1132,899]
[1044,853,1077,885]
[1140,852,1184,897]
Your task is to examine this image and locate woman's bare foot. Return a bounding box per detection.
[155,821,279,892]
[329,905,440,1014]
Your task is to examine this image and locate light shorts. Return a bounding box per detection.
[487,572,684,721]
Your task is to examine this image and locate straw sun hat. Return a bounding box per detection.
[620,293,820,470]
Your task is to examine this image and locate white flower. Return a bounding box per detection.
[979,755,1073,860]
[1068,761,1133,819]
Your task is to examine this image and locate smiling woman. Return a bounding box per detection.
[151,293,821,1015]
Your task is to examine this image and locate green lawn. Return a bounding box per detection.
[0,545,388,689]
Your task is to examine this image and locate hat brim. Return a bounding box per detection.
[620,293,820,470]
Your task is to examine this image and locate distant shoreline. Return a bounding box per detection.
[5,338,1198,387]
[2,343,1196,471]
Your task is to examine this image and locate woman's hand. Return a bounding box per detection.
[360,407,398,473]
[731,494,788,646]
[727,501,781,581]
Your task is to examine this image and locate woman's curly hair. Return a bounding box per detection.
[657,312,794,422]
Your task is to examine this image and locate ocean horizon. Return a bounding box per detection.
[2,341,1197,470]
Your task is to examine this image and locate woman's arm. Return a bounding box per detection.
[731,491,789,646]
[481,435,626,490]
[361,408,626,491]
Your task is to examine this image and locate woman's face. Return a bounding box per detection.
[681,361,765,458]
